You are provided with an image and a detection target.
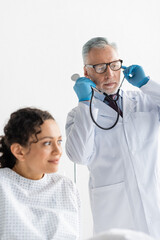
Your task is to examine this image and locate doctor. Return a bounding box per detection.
[65,37,160,239]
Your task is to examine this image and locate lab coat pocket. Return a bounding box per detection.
[131,110,159,143]
[95,113,122,133]
[90,182,135,233]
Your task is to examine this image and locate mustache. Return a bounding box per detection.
[102,81,117,85]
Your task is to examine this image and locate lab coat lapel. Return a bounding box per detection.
[93,90,137,119]
[122,91,137,120]
[93,97,118,118]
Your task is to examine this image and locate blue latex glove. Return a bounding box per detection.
[122,65,150,88]
[73,77,96,101]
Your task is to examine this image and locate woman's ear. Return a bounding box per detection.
[10,143,26,162]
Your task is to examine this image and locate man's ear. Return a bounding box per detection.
[84,66,89,78]
[10,143,26,162]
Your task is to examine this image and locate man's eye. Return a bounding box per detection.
[112,64,117,69]
[97,64,105,69]
[58,140,62,145]
[43,141,51,146]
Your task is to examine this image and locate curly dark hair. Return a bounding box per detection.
[0,107,54,168]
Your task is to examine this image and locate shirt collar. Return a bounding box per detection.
[93,88,123,101]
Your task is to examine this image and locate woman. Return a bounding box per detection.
[0,107,80,240]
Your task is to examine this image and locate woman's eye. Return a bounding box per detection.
[43,141,51,146]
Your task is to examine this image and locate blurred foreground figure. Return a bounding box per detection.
[87,229,155,240]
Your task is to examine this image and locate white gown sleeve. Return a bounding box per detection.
[65,102,98,165]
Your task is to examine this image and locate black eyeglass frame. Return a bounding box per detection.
[85,59,123,74]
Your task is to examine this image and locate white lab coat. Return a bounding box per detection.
[65,80,160,239]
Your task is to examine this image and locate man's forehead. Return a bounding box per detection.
[86,45,119,64]
[89,45,118,54]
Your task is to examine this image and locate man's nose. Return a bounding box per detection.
[105,66,114,77]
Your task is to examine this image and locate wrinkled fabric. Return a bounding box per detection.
[87,229,155,240]
[0,168,80,240]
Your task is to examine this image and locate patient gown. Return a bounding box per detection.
[0,168,80,240]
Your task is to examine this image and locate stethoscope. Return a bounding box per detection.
[71,66,127,131]
[71,67,127,182]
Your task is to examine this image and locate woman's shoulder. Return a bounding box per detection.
[49,173,75,187]
[0,168,14,188]
[48,173,79,197]
[49,173,80,207]
[0,167,10,178]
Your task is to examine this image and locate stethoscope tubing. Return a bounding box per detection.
[89,76,125,130]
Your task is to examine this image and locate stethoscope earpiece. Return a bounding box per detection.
[121,66,132,77]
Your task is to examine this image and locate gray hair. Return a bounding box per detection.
[82,37,117,64]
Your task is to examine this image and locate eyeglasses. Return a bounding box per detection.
[85,59,123,74]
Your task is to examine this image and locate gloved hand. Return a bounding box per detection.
[123,65,150,88]
[73,77,96,101]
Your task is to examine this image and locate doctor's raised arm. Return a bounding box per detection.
[65,37,160,239]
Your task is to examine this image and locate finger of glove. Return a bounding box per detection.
[74,77,96,91]
[73,84,92,101]
[73,77,96,101]
[76,77,96,87]
[73,81,94,101]
[123,65,135,76]
[123,65,140,80]
[74,81,93,94]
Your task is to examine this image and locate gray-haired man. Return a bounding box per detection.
[65,37,160,239]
